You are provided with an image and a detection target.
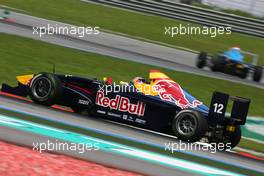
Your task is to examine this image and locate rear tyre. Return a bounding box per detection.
[172,109,208,142]
[253,66,262,82]
[214,126,241,150]
[209,126,241,150]
[196,52,207,69]
[228,126,242,149]
[29,73,62,106]
[238,69,248,79]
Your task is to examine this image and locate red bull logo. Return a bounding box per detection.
[95,90,145,116]
[154,79,202,109]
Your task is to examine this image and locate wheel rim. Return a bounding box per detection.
[176,114,197,136]
[32,77,52,100]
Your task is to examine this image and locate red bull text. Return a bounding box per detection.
[96,90,146,116]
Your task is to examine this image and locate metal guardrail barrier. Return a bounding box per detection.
[202,0,264,17]
[86,0,264,38]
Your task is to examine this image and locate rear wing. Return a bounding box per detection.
[208,92,250,125]
[241,51,259,66]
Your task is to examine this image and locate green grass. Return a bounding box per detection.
[0,33,264,117]
[1,0,264,65]
[0,108,262,176]
[240,138,264,153]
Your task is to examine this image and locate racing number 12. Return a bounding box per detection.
[213,103,224,114]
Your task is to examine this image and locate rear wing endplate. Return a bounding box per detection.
[208,92,250,125]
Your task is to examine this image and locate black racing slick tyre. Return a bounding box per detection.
[172,109,208,142]
[238,69,248,79]
[208,126,241,150]
[253,66,263,82]
[29,73,62,106]
[215,126,241,150]
[196,52,207,69]
[228,126,242,149]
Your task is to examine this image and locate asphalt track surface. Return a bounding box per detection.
[0,10,263,89]
[0,9,263,175]
[0,95,263,175]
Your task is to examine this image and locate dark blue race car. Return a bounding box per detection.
[1,70,250,149]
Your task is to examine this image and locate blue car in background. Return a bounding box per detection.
[196,47,263,82]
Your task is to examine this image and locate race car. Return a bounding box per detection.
[1,70,250,149]
[196,47,263,82]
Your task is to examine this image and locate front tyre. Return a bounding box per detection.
[29,73,62,106]
[172,109,208,142]
[253,66,262,82]
[196,52,207,69]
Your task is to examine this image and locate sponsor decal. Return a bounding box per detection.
[135,118,146,124]
[97,110,106,114]
[107,112,121,118]
[95,90,145,116]
[154,80,202,109]
[122,115,134,122]
[78,99,90,105]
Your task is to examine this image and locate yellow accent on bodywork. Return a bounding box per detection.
[149,72,169,80]
[237,64,244,69]
[226,125,236,132]
[16,75,34,85]
[134,83,159,96]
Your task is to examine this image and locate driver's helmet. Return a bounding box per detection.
[230,46,241,52]
[132,77,146,85]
